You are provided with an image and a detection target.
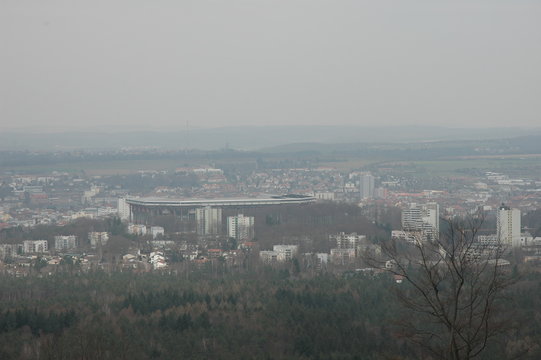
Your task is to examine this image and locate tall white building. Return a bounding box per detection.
[196,207,222,236]
[497,205,521,248]
[227,214,255,241]
[359,174,375,200]
[118,198,131,221]
[402,203,440,232]
[421,203,440,234]
[401,202,440,241]
[401,205,423,231]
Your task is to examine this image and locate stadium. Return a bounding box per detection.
[126,194,316,223]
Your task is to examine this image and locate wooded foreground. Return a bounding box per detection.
[0,267,539,360]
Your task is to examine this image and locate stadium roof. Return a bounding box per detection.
[126,194,316,208]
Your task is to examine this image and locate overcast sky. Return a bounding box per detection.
[1,0,540,132]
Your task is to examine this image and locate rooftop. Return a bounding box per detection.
[126,194,316,208]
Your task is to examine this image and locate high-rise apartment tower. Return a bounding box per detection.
[497,204,521,248]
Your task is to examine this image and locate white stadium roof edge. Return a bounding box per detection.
[125,194,316,208]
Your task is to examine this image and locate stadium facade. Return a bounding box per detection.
[126,194,315,223]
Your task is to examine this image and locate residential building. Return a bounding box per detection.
[128,223,147,236]
[227,214,255,241]
[23,240,48,254]
[401,204,423,231]
[150,226,165,239]
[477,234,499,246]
[315,253,329,267]
[0,244,20,259]
[422,202,440,234]
[117,198,131,221]
[273,245,298,261]
[391,230,421,244]
[330,248,356,265]
[329,232,379,258]
[89,232,109,248]
[196,207,222,236]
[260,250,278,263]
[497,204,521,248]
[330,232,367,250]
[54,235,77,251]
[401,202,440,241]
[360,174,375,200]
[149,251,167,269]
[260,245,298,263]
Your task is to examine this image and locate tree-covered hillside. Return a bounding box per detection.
[0,268,540,359]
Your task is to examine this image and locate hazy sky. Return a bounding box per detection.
[1,0,540,131]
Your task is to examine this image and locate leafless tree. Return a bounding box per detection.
[370,215,511,360]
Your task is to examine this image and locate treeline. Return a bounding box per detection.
[0,269,540,359]
[0,309,76,336]
[0,149,257,168]
[0,270,405,359]
[233,203,395,251]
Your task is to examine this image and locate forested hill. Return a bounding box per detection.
[0,270,540,359]
[1,126,539,151]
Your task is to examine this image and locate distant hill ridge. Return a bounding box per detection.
[0,125,540,151]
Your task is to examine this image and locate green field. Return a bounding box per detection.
[389,157,541,176]
[319,155,541,176]
[2,153,540,176]
[1,159,193,176]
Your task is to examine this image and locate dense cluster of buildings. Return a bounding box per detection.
[1,160,541,274]
[2,165,540,229]
[259,232,381,268]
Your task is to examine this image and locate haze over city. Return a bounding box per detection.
[2,0,541,132]
[2,2,541,359]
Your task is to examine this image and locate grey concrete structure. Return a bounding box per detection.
[126,195,315,223]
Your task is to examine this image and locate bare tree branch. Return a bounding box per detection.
[365,214,511,360]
